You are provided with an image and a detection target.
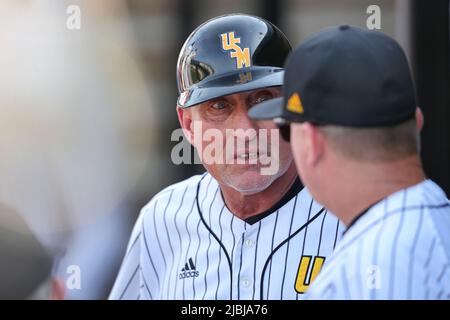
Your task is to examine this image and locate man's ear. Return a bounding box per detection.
[415,107,424,132]
[177,106,194,144]
[302,122,325,167]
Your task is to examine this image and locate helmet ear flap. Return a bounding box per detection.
[176,13,291,108]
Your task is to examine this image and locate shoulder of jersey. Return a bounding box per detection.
[139,173,208,215]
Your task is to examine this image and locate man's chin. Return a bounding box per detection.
[223,171,277,195]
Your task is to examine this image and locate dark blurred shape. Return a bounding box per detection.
[411,0,450,196]
[0,204,53,299]
[177,0,196,41]
[261,0,282,27]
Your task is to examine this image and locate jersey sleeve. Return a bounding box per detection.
[108,211,144,300]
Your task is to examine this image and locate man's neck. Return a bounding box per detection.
[329,156,426,227]
[219,163,298,220]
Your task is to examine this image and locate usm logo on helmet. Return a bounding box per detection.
[221,32,251,69]
[236,72,252,84]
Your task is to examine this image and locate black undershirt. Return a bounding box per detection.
[244,177,303,225]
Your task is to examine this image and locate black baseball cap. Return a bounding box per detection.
[249,25,417,128]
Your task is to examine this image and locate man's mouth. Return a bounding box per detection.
[234,150,271,162]
[237,152,259,160]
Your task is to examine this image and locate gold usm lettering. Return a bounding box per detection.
[295,255,325,294]
[237,72,252,84]
[221,32,251,69]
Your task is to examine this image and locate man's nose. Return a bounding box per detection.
[231,107,259,141]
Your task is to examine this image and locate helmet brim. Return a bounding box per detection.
[177,68,284,108]
[248,96,284,120]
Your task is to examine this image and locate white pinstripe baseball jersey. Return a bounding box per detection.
[306,179,450,300]
[109,173,343,300]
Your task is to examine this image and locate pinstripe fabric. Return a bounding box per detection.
[109,173,343,300]
[306,179,450,300]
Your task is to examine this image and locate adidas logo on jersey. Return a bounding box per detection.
[179,258,199,279]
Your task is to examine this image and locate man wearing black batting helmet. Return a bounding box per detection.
[110,14,342,300]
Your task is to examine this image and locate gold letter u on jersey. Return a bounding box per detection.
[295,255,326,294]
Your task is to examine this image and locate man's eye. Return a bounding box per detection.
[253,94,272,105]
[211,101,228,110]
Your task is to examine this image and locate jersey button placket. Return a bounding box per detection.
[241,278,251,288]
[235,227,257,299]
[245,239,255,247]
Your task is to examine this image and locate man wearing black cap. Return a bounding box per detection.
[249,25,450,299]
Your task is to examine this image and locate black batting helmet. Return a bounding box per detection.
[176,13,292,108]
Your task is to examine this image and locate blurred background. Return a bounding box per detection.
[0,0,448,299]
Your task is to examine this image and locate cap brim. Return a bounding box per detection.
[248,97,284,120]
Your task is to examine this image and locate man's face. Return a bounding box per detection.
[179,87,293,195]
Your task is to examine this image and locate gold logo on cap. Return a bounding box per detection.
[221,32,251,69]
[287,93,304,114]
[236,72,252,84]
